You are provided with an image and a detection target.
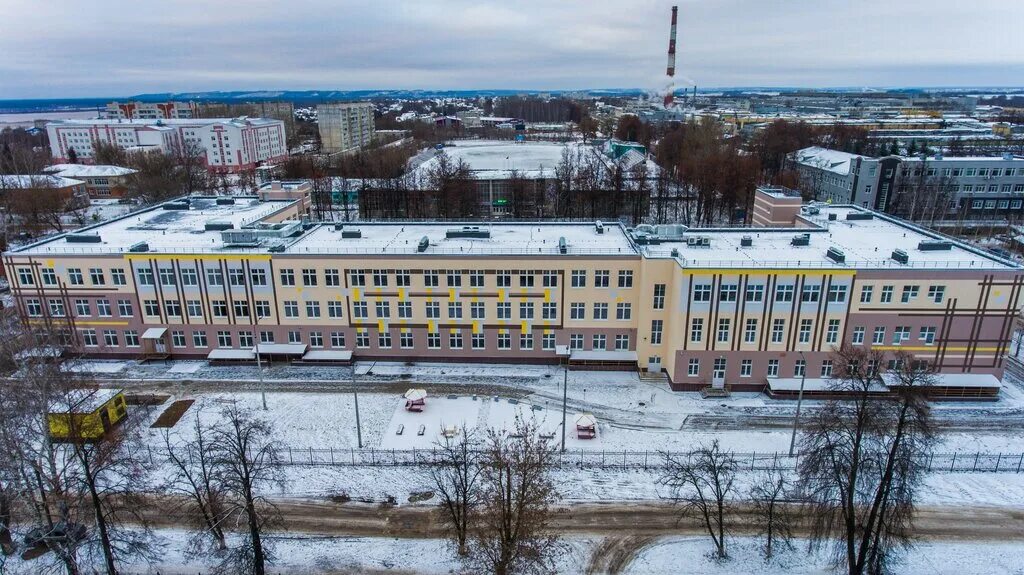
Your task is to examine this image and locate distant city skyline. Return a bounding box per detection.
[2,0,1022,99]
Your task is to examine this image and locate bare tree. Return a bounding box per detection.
[429,424,482,556]
[161,413,229,554]
[467,417,560,575]
[749,468,795,561]
[211,404,283,575]
[660,440,737,560]
[798,346,937,575]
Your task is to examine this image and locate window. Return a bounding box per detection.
[353,301,368,319]
[570,334,584,350]
[156,268,175,286]
[651,320,663,345]
[744,318,758,343]
[447,271,462,287]
[873,327,886,344]
[693,284,712,302]
[519,274,534,288]
[68,268,84,285]
[217,331,232,348]
[75,299,91,317]
[653,284,666,309]
[423,270,439,288]
[41,268,57,286]
[618,270,633,288]
[284,301,299,318]
[594,270,610,288]
[827,285,848,303]
[543,271,557,288]
[331,332,345,348]
[137,268,154,286]
[616,303,631,320]
[496,271,510,288]
[302,269,318,286]
[171,331,186,347]
[690,318,704,342]
[280,269,295,286]
[328,301,344,318]
[569,303,585,320]
[717,318,731,342]
[767,359,779,377]
[399,301,413,319]
[307,301,322,318]
[497,331,511,350]
[825,319,840,344]
[927,285,945,304]
[186,300,202,318]
[144,300,160,316]
[713,358,726,379]
[250,269,267,286]
[255,301,271,318]
[688,358,700,377]
[89,268,105,285]
[82,329,98,347]
[495,302,511,320]
[900,285,919,303]
[740,359,752,377]
[206,269,223,286]
[880,285,894,303]
[615,334,630,350]
[745,285,764,303]
[449,301,463,319]
[860,285,873,303]
[401,331,414,349]
[448,330,462,349]
[379,330,393,349]
[852,326,865,344]
[794,359,806,377]
[775,285,794,302]
[592,334,607,350]
[801,285,821,303]
[325,269,340,286]
[165,301,182,317]
[357,329,370,348]
[233,301,250,318]
[309,332,323,348]
[520,331,535,350]
[426,302,440,319]
[542,332,555,350]
[771,319,785,343]
[375,301,390,319]
[350,271,366,287]
[542,302,557,320]
[519,302,534,320]
[26,299,42,317]
[372,270,388,287]
[181,268,198,286]
[473,332,486,350]
[798,319,812,343]
[820,360,833,378]
[111,268,127,286]
[193,331,208,348]
[124,330,139,347]
[227,268,245,287]
[16,268,34,286]
[920,326,937,345]
[571,270,586,288]
[719,284,738,302]
[893,326,911,344]
[396,270,411,287]
[238,331,254,348]
[593,303,608,320]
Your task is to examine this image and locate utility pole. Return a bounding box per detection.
[561,365,568,452]
[788,350,807,457]
[352,363,364,448]
[254,313,267,410]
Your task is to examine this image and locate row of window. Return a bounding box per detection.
[687,318,937,346]
[692,283,847,304]
[688,356,924,379]
[17,267,128,287]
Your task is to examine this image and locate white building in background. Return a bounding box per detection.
[45,118,288,173]
[100,101,199,120]
[318,102,375,154]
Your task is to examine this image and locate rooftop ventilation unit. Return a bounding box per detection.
[220,231,262,247]
[267,244,287,253]
[417,236,430,253]
[846,212,874,221]
[918,240,952,251]
[686,236,710,247]
[670,248,680,257]
[801,205,821,216]
[828,213,838,221]
[163,200,190,210]
[740,236,753,247]
[341,229,362,239]
[655,224,688,239]
[66,233,101,243]
[558,237,567,254]
[595,221,605,234]
[445,226,490,239]
[128,242,149,253]
[205,221,233,231]
[215,197,235,205]
[826,247,846,263]
[791,233,810,247]
[891,249,909,264]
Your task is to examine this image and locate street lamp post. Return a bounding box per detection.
[788,350,807,457]
[254,313,267,410]
[352,365,363,449]
[560,365,568,452]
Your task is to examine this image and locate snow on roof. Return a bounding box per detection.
[0,175,85,189]
[792,146,866,175]
[44,164,137,178]
[49,388,122,413]
[416,140,570,179]
[48,117,282,128]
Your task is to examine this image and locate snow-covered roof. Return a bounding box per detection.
[49,388,122,413]
[48,117,283,128]
[44,164,138,178]
[417,140,569,179]
[0,175,85,189]
[792,146,866,175]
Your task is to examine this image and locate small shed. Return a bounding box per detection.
[575,413,597,439]
[48,388,127,441]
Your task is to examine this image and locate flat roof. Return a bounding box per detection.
[50,388,122,413]
[48,117,283,128]
[417,140,572,179]
[643,205,1018,270]
[44,164,137,177]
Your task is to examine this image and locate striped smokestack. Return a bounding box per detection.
[666,5,677,77]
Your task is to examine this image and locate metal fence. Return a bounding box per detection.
[126,444,1024,474]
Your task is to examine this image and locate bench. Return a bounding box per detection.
[417,424,426,436]
[396,424,404,436]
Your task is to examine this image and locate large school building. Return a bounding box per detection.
[4,187,1021,396]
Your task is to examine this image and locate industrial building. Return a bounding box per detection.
[45,117,288,174]
[318,102,375,154]
[4,187,1019,398]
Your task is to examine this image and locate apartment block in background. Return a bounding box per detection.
[318,102,375,154]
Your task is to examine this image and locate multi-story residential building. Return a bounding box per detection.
[43,164,138,199]
[101,101,198,120]
[45,118,288,173]
[791,146,1024,218]
[4,188,1020,399]
[318,102,375,154]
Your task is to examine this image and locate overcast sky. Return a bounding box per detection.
[1,0,1022,99]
